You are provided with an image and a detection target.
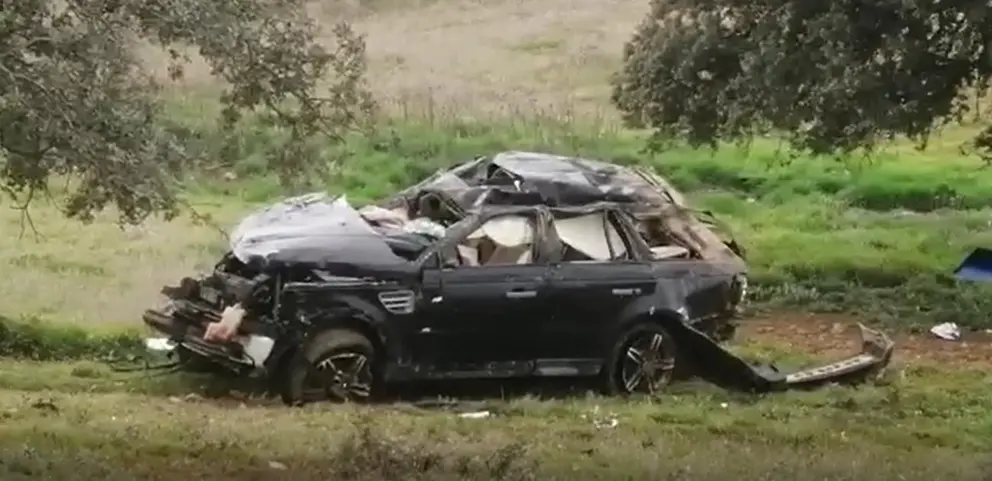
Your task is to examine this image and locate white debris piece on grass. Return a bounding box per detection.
[143,337,175,352]
[594,418,619,429]
[930,322,961,341]
[580,405,619,429]
[458,410,492,419]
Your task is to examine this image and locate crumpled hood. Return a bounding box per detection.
[229,193,409,268]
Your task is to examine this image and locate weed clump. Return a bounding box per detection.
[0,315,142,361]
[330,415,536,481]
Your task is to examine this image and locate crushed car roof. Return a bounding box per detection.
[225,152,745,274]
[227,194,634,267]
[378,150,745,271]
[382,151,683,213]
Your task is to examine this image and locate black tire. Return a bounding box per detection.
[280,328,379,406]
[603,322,678,396]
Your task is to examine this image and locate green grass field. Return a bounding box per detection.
[4,0,992,479]
[0,349,990,481]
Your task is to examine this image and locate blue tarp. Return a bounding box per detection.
[953,247,992,282]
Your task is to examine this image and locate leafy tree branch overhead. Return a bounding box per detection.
[0,0,375,225]
[612,0,992,157]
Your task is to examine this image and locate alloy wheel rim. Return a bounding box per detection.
[303,352,373,402]
[620,332,675,394]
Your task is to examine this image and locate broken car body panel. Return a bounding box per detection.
[142,154,894,400]
[229,193,415,270]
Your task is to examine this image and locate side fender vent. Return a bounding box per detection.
[378,290,416,315]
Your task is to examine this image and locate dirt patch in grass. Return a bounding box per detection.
[741,312,992,370]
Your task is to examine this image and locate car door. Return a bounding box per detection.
[543,210,658,359]
[411,211,554,371]
[546,262,656,357]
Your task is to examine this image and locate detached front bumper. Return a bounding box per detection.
[777,323,894,389]
[142,304,275,373]
[673,321,895,393]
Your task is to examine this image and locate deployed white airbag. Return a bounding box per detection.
[553,213,626,260]
[651,245,690,259]
[460,215,535,265]
[457,245,479,266]
[466,215,533,247]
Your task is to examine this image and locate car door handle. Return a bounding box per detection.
[506,289,537,299]
[611,287,642,297]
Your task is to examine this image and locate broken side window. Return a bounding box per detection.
[552,211,628,262]
[446,214,538,267]
[553,211,689,262]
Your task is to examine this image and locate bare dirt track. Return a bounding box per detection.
[741,312,992,370]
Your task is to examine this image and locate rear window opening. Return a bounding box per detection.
[553,212,628,261]
[551,211,689,262]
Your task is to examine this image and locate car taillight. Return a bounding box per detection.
[729,274,748,310]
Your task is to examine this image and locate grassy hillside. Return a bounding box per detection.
[4,103,992,330]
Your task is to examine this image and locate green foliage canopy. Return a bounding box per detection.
[0,0,375,225]
[612,0,992,157]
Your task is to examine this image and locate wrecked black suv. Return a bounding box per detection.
[145,190,892,405]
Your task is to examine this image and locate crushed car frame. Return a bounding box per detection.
[142,152,894,404]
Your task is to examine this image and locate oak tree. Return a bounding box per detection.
[0,0,375,225]
[612,0,992,157]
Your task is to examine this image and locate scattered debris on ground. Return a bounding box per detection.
[930,322,961,341]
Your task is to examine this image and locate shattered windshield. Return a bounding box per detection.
[229,193,410,267]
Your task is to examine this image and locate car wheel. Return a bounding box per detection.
[604,323,678,396]
[281,328,379,406]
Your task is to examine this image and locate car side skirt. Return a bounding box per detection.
[384,358,604,381]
